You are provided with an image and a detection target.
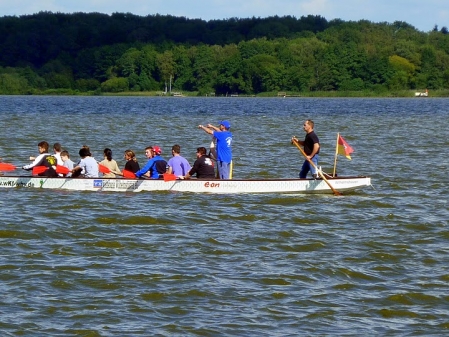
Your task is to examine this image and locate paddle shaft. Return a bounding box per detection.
[292,139,342,196]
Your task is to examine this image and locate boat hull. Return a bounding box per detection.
[0,176,371,194]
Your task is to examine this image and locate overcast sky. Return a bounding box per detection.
[1,0,448,33]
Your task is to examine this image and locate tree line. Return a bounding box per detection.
[1,12,449,95]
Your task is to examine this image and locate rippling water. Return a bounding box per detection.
[0,96,448,335]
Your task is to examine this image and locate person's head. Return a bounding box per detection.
[53,143,62,153]
[104,148,113,161]
[79,147,91,158]
[152,145,162,156]
[303,119,314,133]
[38,141,49,153]
[144,146,153,159]
[60,150,70,162]
[172,144,181,156]
[196,147,207,157]
[124,149,137,162]
[219,120,231,131]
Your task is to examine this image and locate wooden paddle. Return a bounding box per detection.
[292,139,342,196]
[0,163,16,171]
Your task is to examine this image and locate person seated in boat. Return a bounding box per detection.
[72,147,99,178]
[134,145,167,179]
[99,148,121,178]
[53,143,64,166]
[167,144,191,178]
[123,149,140,174]
[22,141,58,177]
[181,147,216,180]
[60,150,74,177]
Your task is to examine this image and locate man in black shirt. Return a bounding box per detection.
[183,147,216,179]
[291,120,320,179]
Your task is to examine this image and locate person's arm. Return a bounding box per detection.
[72,159,85,175]
[113,161,121,174]
[308,143,320,159]
[23,154,46,170]
[183,160,198,179]
[135,159,153,178]
[198,124,214,135]
[206,124,221,132]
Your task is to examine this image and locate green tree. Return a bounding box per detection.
[243,54,285,93]
[0,72,29,94]
[388,55,416,89]
[214,44,245,94]
[101,77,129,92]
[75,78,100,91]
[190,45,217,94]
[156,50,176,91]
[172,45,194,91]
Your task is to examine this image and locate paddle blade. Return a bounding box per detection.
[56,165,70,175]
[98,164,111,174]
[122,169,136,179]
[163,173,177,182]
[32,166,47,175]
[0,163,16,171]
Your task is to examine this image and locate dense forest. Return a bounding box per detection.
[1,11,449,96]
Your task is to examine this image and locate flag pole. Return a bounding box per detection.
[333,133,339,177]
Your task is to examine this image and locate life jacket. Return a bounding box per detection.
[37,155,58,177]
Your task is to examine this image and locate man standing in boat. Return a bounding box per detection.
[198,120,232,179]
[291,120,320,179]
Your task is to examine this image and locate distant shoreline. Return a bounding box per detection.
[8,89,449,98]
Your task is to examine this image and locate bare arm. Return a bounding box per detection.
[207,124,221,131]
[198,124,214,135]
[309,143,320,159]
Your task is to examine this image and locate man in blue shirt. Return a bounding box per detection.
[135,145,167,179]
[198,120,232,179]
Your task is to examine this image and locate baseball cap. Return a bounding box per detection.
[152,145,162,155]
[220,120,231,129]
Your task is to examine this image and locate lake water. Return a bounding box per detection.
[0,96,448,336]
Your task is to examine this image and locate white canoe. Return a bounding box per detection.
[0,175,371,194]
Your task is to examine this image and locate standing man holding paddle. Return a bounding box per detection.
[291,120,320,179]
[198,120,232,179]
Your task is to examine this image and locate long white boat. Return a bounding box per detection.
[0,175,371,194]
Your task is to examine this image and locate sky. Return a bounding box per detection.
[1,0,448,33]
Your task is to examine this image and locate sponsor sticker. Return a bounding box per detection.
[93,180,103,188]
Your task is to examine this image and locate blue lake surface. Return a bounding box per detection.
[0,96,448,336]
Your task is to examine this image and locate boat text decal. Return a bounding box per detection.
[0,179,35,188]
[204,182,220,188]
[93,180,138,190]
